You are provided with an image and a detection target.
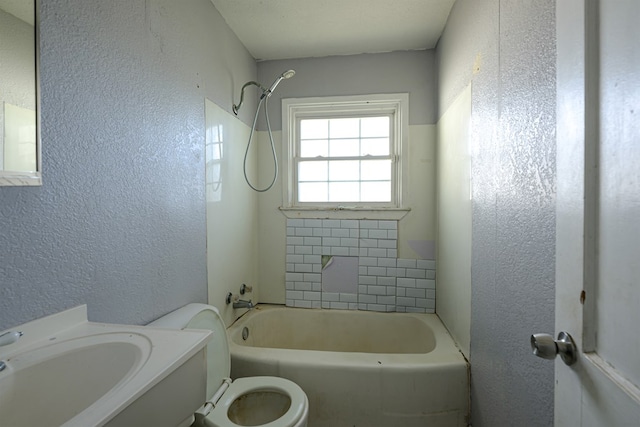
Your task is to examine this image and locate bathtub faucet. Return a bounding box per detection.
[233,299,254,309]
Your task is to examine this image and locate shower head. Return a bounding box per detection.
[267,69,296,95]
[233,70,296,114]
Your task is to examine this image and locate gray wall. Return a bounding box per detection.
[0,0,256,330]
[437,0,556,425]
[257,50,438,130]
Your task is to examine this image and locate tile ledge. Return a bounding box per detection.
[279,207,411,220]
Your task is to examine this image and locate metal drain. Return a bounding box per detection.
[242,326,249,341]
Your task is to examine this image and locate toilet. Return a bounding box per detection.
[148,303,309,427]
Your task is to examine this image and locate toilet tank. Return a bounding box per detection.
[148,304,231,399]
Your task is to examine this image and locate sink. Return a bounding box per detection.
[0,333,150,426]
[0,306,211,427]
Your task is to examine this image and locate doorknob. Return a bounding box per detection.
[530,331,577,365]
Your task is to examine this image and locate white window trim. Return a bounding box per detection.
[281,93,410,219]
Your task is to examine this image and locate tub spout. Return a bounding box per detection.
[233,299,254,309]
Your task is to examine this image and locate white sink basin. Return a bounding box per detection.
[0,306,211,427]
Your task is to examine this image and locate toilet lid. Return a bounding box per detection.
[206,377,308,427]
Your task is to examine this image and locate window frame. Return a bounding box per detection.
[282,94,409,210]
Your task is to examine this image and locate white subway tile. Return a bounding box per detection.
[377,257,397,268]
[397,297,416,307]
[367,285,387,295]
[304,219,322,228]
[304,237,322,246]
[349,229,359,238]
[377,276,396,287]
[303,291,321,301]
[330,302,350,310]
[295,282,312,291]
[323,237,340,246]
[286,272,304,281]
[304,254,320,264]
[359,238,378,248]
[295,227,313,236]
[331,228,350,238]
[360,220,379,229]
[377,295,396,305]
[330,247,349,256]
[387,249,397,258]
[287,254,304,264]
[286,227,296,236]
[367,248,387,257]
[340,238,359,247]
[397,278,416,288]
[378,220,397,230]
[406,268,427,279]
[368,266,387,276]
[359,229,369,238]
[406,288,426,298]
[397,259,417,268]
[286,263,295,271]
[359,275,377,285]
[378,239,397,249]
[349,248,360,256]
[294,246,313,255]
[303,273,321,283]
[340,293,358,303]
[322,292,340,301]
[368,229,388,239]
[322,219,341,228]
[287,236,304,246]
[426,289,436,299]
[425,270,436,279]
[288,219,304,227]
[294,264,312,273]
[287,290,304,300]
[359,294,377,304]
[294,300,312,308]
[341,220,359,228]
[387,230,398,240]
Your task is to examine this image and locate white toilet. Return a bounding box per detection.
[149,303,309,427]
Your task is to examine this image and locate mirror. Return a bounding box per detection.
[0,0,40,186]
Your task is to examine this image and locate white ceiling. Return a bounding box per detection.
[210,0,456,61]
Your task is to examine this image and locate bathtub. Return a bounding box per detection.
[227,305,469,427]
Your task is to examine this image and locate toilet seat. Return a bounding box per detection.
[204,376,308,427]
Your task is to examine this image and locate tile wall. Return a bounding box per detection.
[285,219,436,312]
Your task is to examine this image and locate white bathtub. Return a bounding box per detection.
[227,305,469,427]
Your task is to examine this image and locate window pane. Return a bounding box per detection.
[360,116,389,137]
[329,118,360,138]
[329,139,359,157]
[361,159,391,181]
[301,119,328,139]
[360,138,390,156]
[298,161,328,181]
[361,182,391,202]
[300,139,328,158]
[299,182,328,202]
[329,182,360,202]
[329,160,360,181]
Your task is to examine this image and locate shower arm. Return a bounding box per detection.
[232,81,268,115]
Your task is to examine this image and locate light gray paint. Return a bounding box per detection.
[256,50,437,130]
[437,0,556,425]
[0,0,256,330]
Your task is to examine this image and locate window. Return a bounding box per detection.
[282,94,408,209]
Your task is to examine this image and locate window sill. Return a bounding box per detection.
[279,206,411,220]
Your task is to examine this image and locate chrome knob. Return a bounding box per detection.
[531,331,578,366]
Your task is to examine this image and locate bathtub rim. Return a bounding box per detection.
[227,304,467,369]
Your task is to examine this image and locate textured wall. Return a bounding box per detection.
[0,0,256,330]
[437,0,556,425]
